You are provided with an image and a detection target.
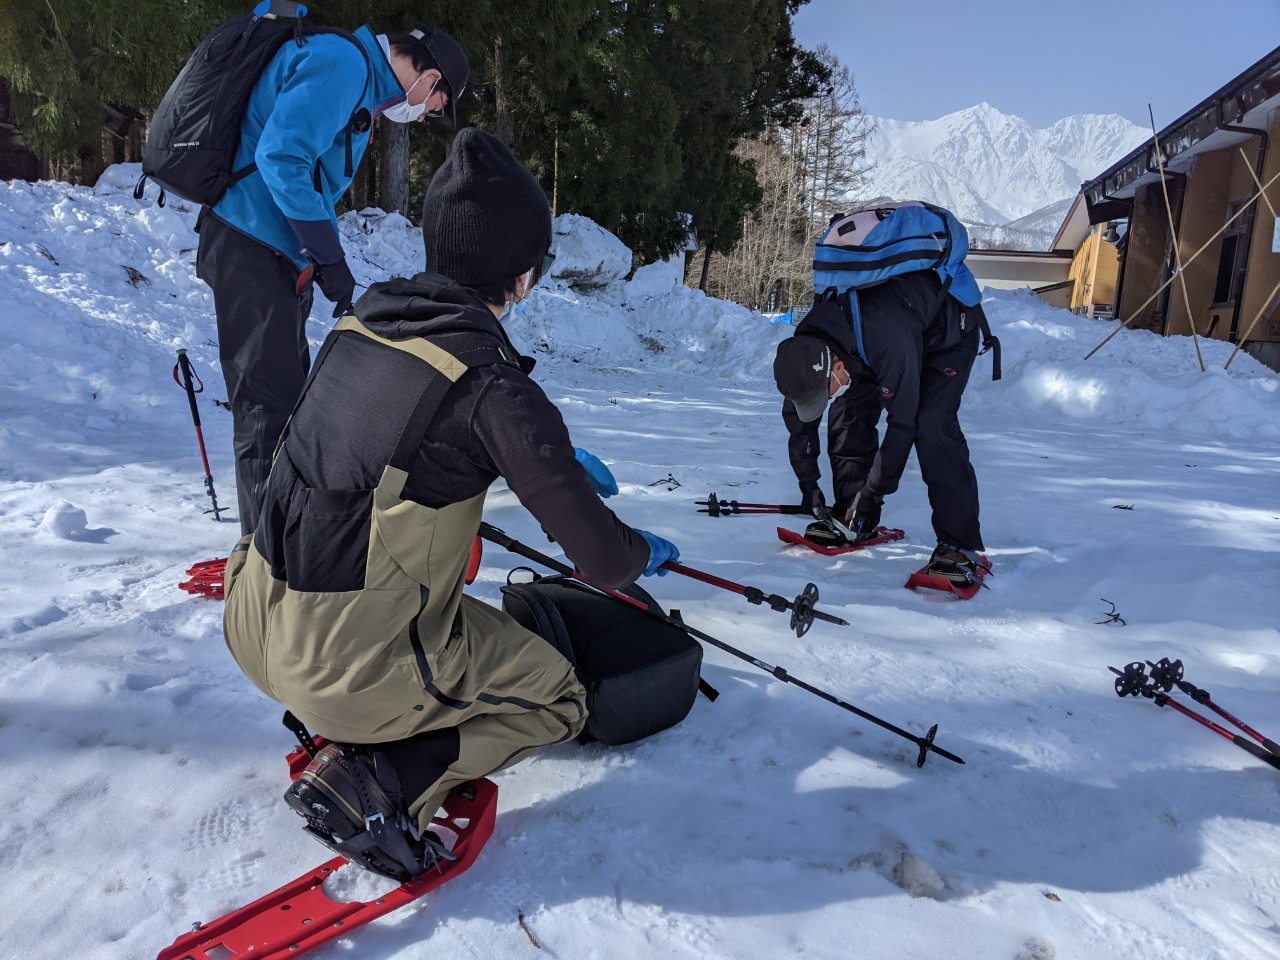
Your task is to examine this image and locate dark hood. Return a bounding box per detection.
[352,271,534,372]
[792,299,857,365]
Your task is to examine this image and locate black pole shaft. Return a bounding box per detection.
[1157,695,1280,770]
[477,523,963,766]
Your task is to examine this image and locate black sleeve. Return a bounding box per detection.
[859,297,924,498]
[472,366,649,588]
[782,399,823,497]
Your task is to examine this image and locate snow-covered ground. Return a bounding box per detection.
[1,167,1279,960]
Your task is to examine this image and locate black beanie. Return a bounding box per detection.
[422,128,552,287]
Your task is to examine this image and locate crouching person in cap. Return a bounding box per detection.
[773,305,883,548]
[222,128,680,881]
[773,270,987,582]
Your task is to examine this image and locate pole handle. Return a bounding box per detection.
[175,349,203,427]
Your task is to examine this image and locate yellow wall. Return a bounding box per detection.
[1237,116,1280,344]
[1117,184,1172,330]
[1168,149,1232,338]
[1117,115,1280,345]
[1067,230,1119,312]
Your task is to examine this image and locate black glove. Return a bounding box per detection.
[312,258,356,318]
[843,487,883,540]
[803,491,834,522]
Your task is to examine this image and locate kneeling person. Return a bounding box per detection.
[222,129,678,880]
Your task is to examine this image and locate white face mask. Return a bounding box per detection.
[383,75,435,124]
[497,269,538,322]
[831,366,852,401]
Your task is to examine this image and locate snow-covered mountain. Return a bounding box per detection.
[864,103,1148,249]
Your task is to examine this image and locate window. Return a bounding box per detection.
[1212,198,1254,306]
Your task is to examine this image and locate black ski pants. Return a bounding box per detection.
[915,332,982,551]
[783,378,881,516]
[196,212,313,536]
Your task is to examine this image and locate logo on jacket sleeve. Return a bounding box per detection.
[880,386,894,398]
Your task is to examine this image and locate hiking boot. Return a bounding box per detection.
[284,742,452,881]
[804,520,850,547]
[804,519,878,548]
[926,542,981,584]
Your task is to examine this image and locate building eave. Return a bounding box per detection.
[1080,45,1280,222]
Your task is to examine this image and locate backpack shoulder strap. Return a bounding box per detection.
[837,289,870,366]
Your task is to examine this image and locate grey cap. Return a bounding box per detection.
[773,335,832,423]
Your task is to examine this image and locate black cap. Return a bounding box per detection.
[773,335,832,423]
[422,128,552,287]
[410,27,468,128]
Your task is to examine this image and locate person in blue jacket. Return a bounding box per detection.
[196,9,468,534]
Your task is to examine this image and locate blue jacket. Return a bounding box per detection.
[211,25,407,271]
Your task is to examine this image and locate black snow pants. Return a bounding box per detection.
[783,378,882,517]
[913,328,982,551]
[196,212,313,536]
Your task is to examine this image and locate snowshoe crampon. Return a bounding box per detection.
[777,525,905,556]
[155,745,497,960]
[905,555,993,600]
[178,557,227,599]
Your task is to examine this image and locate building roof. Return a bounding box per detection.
[1049,193,1089,252]
[967,248,1073,262]
[1079,45,1280,223]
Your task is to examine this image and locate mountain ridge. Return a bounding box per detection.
[862,104,1148,249]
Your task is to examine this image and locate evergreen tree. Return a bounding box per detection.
[0,0,238,177]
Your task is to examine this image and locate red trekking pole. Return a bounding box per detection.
[659,561,848,636]
[697,491,809,517]
[173,349,226,521]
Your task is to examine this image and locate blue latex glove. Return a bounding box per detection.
[574,447,619,498]
[637,529,680,577]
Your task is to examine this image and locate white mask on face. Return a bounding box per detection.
[831,366,852,401]
[497,269,538,322]
[383,75,435,124]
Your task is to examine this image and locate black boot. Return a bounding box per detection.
[284,742,454,881]
[926,542,981,584]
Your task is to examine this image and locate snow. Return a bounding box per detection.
[1,166,1279,960]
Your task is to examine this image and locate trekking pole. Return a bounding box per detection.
[697,492,809,517]
[1109,662,1280,770]
[1144,658,1279,756]
[659,561,848,636]
[479,522,964,767]
[173,349,226,521]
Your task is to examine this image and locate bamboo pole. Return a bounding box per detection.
[1238,146,1278,217]
[1225,275,1280,369]
[1148,105,1205,371]
[1083,166,1280,360]
[1225,147,1280,369]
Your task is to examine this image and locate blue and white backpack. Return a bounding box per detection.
[813,201,1000,380]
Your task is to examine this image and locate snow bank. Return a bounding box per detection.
[549,212,633,288]
[974,288,1280,442]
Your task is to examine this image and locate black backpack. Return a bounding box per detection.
[501,574,715,746]
[134,1,370,208]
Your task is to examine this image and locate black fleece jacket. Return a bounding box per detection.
[289,272,649,589]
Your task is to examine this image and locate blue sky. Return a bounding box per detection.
[793,0,1280,128]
